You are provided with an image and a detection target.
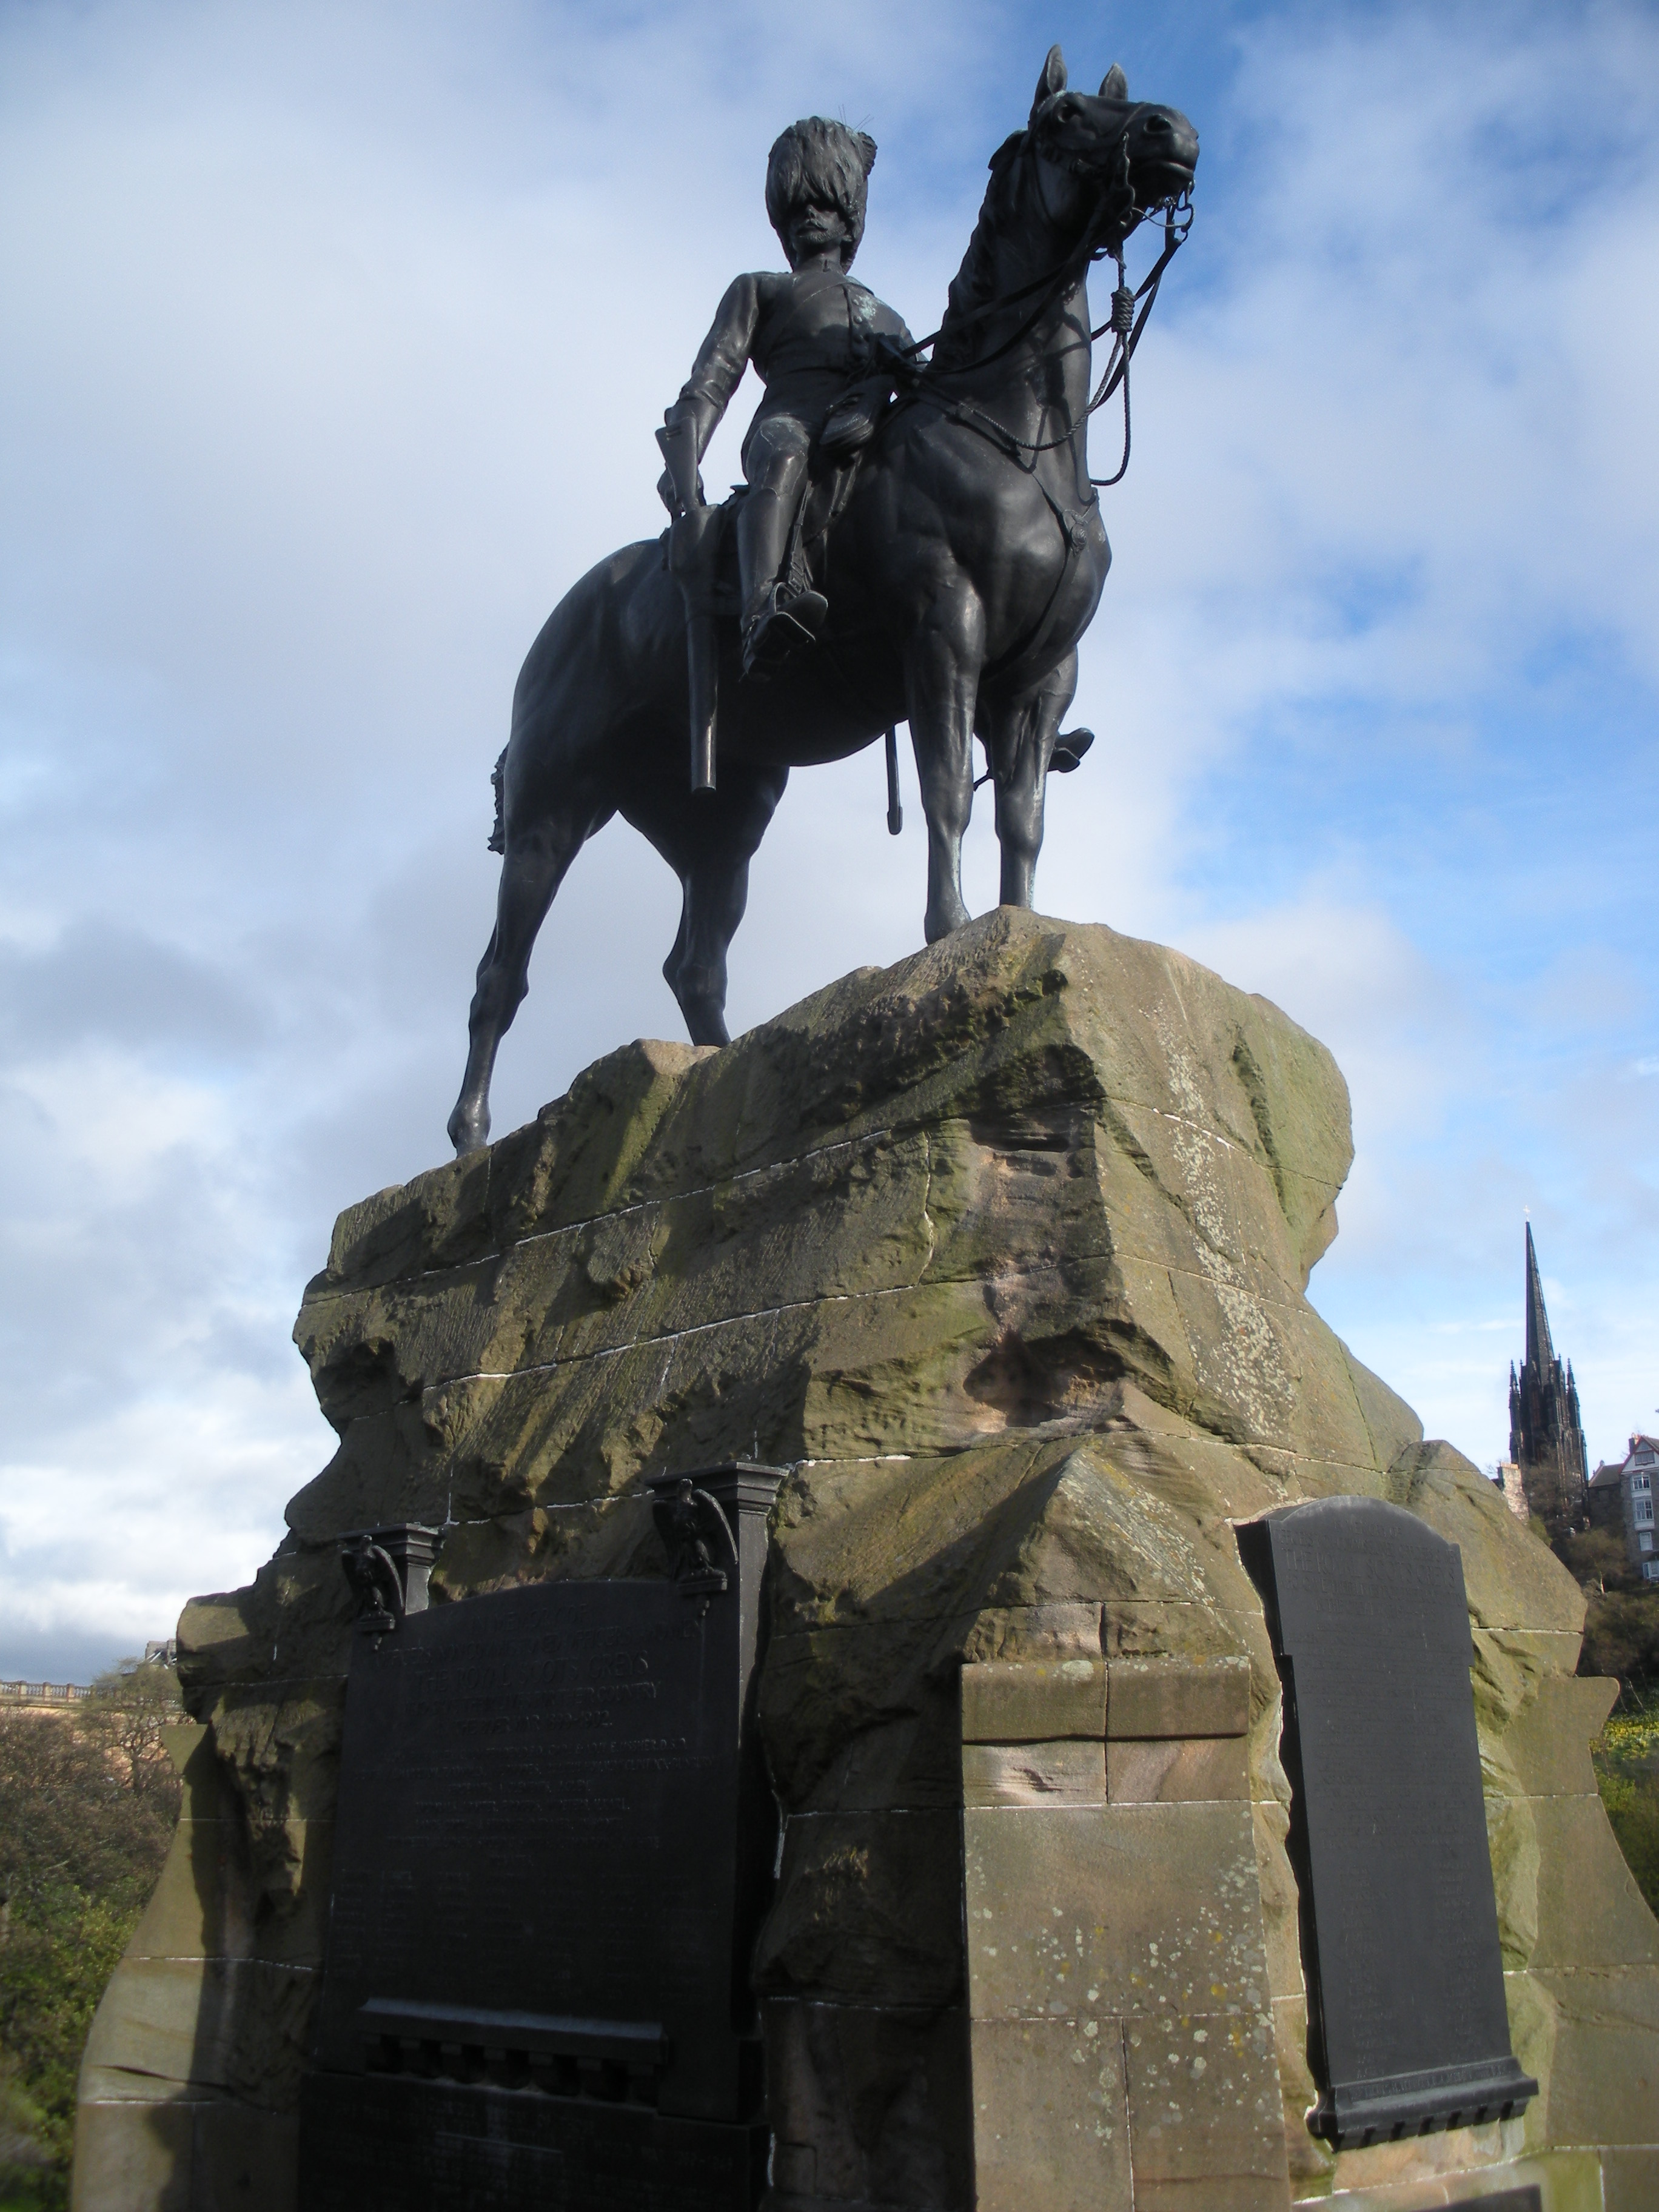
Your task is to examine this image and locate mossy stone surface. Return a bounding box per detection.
[147,910,1652,2202]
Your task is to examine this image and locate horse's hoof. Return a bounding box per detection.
[679,999,731,1049]
[923,900,971,945]
[447,1105,490,1157]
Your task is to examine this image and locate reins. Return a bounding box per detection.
[885,120,1193,492]
[871,147,1191,711]
[907,196,1190,488]
[1084,196,1192,486]
[887,130,1131,371]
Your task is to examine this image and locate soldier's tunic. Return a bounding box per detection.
[666,264,913,467]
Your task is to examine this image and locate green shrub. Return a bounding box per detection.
[1555,1525,1637,1592]
[1581,1591,1659,1691]
[0,2069,55,2210]
[1594,1695,1659,1920]
[0,1664,183,2209]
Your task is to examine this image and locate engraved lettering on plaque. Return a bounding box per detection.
[297,1463,782,2212]
[1238,1496,1537,2150]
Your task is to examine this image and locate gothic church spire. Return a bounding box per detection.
[1509,1222,1587,1535]
[1524,1221,1555,1373]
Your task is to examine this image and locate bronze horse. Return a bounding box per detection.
[448,49,1198,1153]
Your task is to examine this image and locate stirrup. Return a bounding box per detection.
[742,587,828,680]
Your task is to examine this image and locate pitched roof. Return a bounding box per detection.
[1590,1436,1659,1484]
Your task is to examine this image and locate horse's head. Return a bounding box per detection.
[1026,45,1198,247]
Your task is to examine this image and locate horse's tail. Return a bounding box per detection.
[487,745,508,854]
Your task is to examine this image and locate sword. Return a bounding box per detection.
[657,423,719,794]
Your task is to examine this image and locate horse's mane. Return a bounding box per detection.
[931,132,1027,374]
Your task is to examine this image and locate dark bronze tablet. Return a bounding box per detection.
[298,1466,779,2209]
[1239,1496,1537,2150]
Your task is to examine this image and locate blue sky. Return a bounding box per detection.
[1,0,1654,1677]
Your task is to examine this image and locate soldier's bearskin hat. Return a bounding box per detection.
[765,118,878,267]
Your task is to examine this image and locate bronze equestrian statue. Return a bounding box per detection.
[448,47,1198,1155]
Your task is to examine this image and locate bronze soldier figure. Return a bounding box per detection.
[450,51,1198,1155]
[657,118,914,678]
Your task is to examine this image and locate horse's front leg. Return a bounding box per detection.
[985,649,1078,910]
[904,594,985,943]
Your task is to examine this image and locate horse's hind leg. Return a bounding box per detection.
[447,816,586,1155]
[984,649,1078,910]
[664,861,744,1047]
[629,762,788,1048]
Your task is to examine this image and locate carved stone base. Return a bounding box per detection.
[73,914,1659,2210]
[962,1654,1289,2211]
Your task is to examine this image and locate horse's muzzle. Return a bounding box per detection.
[1128,106,1199,206]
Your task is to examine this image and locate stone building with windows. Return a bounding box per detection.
[1507,1222,1589,1533]
[1588,1433,1659,1582]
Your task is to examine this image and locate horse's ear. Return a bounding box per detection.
[1030,44,1067,119]
[1099,63,1129,101]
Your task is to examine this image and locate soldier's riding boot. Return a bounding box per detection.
[738,486,827,681]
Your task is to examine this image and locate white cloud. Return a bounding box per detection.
[1,0,1655,1666]
[0,1369,329,1661]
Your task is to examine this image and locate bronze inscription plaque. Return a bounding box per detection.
[1239,1497,1536,2150]
[298,1469,778,2209]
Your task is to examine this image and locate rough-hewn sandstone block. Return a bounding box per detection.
[73,911,1655,2210]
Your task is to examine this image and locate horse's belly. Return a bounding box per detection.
[723,635,902,767]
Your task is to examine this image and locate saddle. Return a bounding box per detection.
[657,435,1096,796]
[658,451,857,624]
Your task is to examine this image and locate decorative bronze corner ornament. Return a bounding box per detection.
[338,1524,443,1637]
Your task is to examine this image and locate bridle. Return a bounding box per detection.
[1085,189,1193,488]
[887,118,1194,490]
[863,118,1193,716]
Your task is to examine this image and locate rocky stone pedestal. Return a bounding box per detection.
[73,911,1659,2211]
[962,1652,1287,2212]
